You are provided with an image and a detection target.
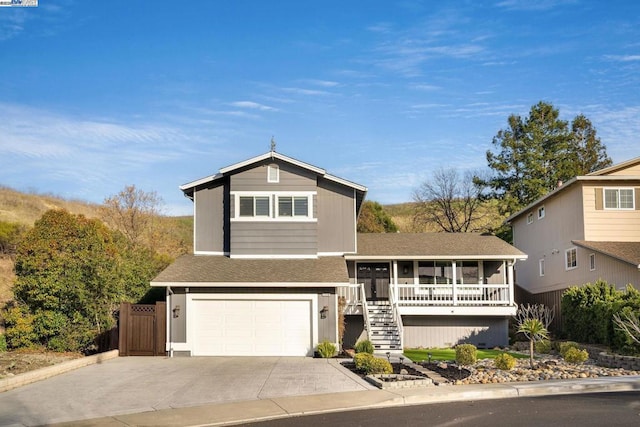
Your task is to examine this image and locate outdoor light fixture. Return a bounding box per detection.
[399,356,405,364]
[172,305,180,318]
[386,351,391,362]
[320,306,328,319]
[428,352,432,363]
[403,266,409,274]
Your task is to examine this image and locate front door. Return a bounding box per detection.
[358,263,390,301]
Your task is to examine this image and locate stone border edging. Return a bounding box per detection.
[0,349,119,393]
[598,351,640,370]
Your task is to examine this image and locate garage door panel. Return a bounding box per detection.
[192,298,312,356]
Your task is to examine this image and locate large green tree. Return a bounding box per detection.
[484,101,612,216]
[6,209,168,352]
[357,201,398,233]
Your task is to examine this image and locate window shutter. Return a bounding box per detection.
[594,188,603,210]
[636,188,640,210]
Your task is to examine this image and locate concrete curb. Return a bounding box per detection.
[0,349,119,393]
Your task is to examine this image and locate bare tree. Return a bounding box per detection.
[101,185,163,246]
[613,311,640,345]
[413,168,489,233]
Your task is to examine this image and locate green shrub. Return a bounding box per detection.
[0,334,7,352]
[534,339,552,354]
[494,353,516,370]
[563,347,589,364]
[3,304,38,349]
[316,340,336,358]
[455,344,477,365]
[559,341,580,358]
[369,357,393,374]
[354,352,374,372]
[355,339,374,354]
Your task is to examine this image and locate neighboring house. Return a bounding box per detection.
[152,150,526,356]
[506,156,640,329]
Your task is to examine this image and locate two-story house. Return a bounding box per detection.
[507,156,640,330]
[152,149,526,356]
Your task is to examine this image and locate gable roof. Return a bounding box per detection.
[179,151,368,193]
[573,240,640,269]
[587,156,640,176]
[347,233,527,260]
[151,255,349,287]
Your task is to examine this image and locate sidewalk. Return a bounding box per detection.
[52,375,640,427]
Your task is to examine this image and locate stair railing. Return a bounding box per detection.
[388,284,404,350]
[359,282,372,339]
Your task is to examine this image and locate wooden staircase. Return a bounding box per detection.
[365,301,402,353]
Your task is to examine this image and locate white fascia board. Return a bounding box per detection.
[587,157,640,176]
[150,281,348,288]
[323,173,368,192]
[179,173,223,191]
[344,255,528,261]
[399,305,517,317]
[219,152,326,175]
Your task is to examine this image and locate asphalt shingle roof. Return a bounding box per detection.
[573,240,640,268]
[151,255,349,285]
[353,233,527,258]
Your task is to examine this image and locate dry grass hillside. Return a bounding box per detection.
[0,186,193,308]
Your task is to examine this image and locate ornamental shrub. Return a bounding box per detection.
[354,352,374,372]
[316,340,336,358]
[455,344,477,365]
[559,341,580,358]
[534,339,552,354]
[563,347,589,364]
[494,353,516,370]
[368,357,393,374]
[355,339,374,354]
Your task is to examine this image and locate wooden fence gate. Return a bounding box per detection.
[119,301,166,356]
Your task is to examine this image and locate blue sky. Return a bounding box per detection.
[1,1,639,215]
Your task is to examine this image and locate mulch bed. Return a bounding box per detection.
[340,361,427,378]
[419,362,472,381]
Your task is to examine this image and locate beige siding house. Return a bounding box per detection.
[507,156,640,328]
[152,149,526,356]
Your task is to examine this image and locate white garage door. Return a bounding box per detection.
[191,298,313,356]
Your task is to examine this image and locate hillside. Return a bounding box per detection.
[0,186,193,307]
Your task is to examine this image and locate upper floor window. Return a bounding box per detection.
[565,247,577,270]
[267,164,279,183]
[589,253,596,271]
[537,206,545,219]
[604,188,634,210]
[526,212,534,224]
[539,259,545,276]
[232,191,315,222]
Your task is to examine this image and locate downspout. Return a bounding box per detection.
[167,286,174,358]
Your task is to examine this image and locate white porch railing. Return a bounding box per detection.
[359,282,372,337]
[388,284,404,349]
[394,283,511,306]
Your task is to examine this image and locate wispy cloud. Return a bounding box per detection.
[230,101,278,111]
[494,0,577,11]
[299,79,340,88]
[281,87,332,96]
[603,54,640,62]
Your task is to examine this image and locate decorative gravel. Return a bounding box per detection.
[450,355,640,385]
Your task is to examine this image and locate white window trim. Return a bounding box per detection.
[589,253,596,271]
[231,191,316,222]
[267,164,279,183]
[526,212,534,224]
[539,259,545,277]
[565,247,578,271]
[603,187,635,210]
[538,205,545,219]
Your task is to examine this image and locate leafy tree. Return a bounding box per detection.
[357,201,398,233]
[0,221,27,255]
[483,101,611,216]
[8,209,168,352]
[101,185,162,246]
[413,168,492,233]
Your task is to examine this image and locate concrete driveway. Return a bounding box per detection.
[0,356,373,426]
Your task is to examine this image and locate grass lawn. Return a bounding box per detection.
[404,348,529,362]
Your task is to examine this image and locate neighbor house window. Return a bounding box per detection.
[239,196,270,217]
[277,196,309,217]
[565,247,577,270]
[538,206,545,219]
[590,253,596,271]
[604,188,634,210]
[267,164,279,183]
[539,259,545,276]
[527,212,534,224]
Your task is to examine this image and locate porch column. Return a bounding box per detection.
[507,260,515,305]
[392,260,398,302]
[452,260,458,305]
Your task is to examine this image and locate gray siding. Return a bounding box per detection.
[230,160,317,192]
[230,222,317,256]
[168,292,187,344]
[318,293,337,343]
[402,316,509,348]
[194,184,225,253]
[484,261,504,284]
[317,178,357,253]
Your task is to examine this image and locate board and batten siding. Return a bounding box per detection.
[317,178,357,254]
[402,316,509,348]
[583,184,640,241]
[230,222,317,256]
[194,184,225,253]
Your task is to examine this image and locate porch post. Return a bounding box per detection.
[452,260,458,305]
[392,260,398,302]
[507,260,515,305]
